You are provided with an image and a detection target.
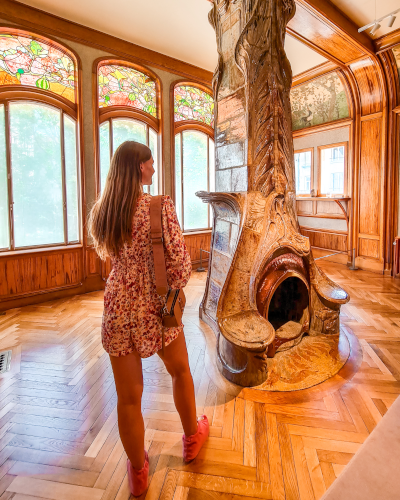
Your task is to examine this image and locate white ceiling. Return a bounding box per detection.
[330,0,400,38]
[13,0,397,76]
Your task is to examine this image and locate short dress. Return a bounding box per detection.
[101,194,192,358]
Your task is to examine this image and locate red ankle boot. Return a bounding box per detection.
[127,451,149,497]
[182,415,209,462]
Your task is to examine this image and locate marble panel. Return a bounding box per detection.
[216,169,232,192]
[232,166,248,191]
[206,279,222,319]
[210,250,232,288]
[214,219,231,255]
[216,142,245,170]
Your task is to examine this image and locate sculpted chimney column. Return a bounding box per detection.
[198,0,349,387]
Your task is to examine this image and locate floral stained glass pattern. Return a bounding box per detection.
[174,85,214,127]
[0,32,76,102]
[98,65,157,117]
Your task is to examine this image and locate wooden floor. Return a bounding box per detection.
[0,261,400,500]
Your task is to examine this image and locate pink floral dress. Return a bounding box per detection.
[102,194,192,358]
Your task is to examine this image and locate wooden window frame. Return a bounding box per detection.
[317,142,348,197]
[94,58,162,199]
[294,147,314,197]
[171,81,214,234]
[0,29,82,254]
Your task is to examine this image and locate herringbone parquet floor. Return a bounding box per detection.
[0,261,399,500]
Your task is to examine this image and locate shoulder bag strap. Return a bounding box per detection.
[150,195,168,296]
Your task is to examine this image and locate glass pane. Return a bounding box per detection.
[209,138,215,227]
[149,128,158,196]
[99,121,110,192]
[174,86,214,127]
[98,64,156,117]
[0,105,9,249]
[182,131,208,231]
[112,119,146,153]
[294,151,312,195]
[0,32,76,102]
[64,115,79,242]
[10,102,64,247]
[174,134,182,227]
[320,146,345,195]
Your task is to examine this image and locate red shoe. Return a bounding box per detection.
[182,415,209,462]
[127,451,149,497]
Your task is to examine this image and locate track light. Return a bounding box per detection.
[358,7,400,33]
[370,23,381,35]
[387,14,396,27]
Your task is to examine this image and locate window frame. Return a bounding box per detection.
[317,142,348,197]
[94,58,162,198]
[294,147,314,197]
[0,29,82,253]
[171,81,214,234]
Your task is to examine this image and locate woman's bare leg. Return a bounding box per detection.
[158,331,198,437]
[109,351,145,470]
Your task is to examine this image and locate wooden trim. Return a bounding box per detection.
[0,88,77,117]
[292,118,352,138]
[0,0,213,84]
[317,142,348,197]
[294,147,313,196]
[297,213,346,220]
[292,61,338,87]
[99,108,159,132]
[360,111,383,121]
[174,121,214,139]
[358,233,379,240]
[300,225,348,235]
[393,106,400,115]
[375,28,400,53]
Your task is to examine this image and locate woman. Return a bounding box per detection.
[89,141,209,496]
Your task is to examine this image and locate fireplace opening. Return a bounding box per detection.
[268,277,309,332]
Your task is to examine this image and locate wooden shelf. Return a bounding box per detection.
[296,197,351,201]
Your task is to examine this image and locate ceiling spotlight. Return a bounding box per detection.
[370,23,381,35]
[387,14,396,27]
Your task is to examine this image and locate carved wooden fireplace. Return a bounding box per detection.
[197,0,349,387]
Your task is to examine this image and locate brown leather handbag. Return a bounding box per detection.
[149,196,186,335]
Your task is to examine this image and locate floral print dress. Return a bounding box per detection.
[102,194,192,358]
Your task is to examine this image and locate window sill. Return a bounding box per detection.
[0,243,83,257]
[296,196,350,201]
[183,230,212,236]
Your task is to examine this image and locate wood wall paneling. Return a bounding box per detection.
[300,226,347,252]
[183,232,212,264]
[349,58,383,115]
[358,118,381,239]
[359,238,380,259]
[0,247,83,299]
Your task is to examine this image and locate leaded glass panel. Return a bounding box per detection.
[98,64,157,117]
[0,32,76,102]
[174,86,214,127]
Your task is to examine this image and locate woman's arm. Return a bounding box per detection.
[161,196,192,289]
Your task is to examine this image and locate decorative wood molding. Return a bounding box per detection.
[292,61,338,87]
[375,28,400,53]
[0,0,213,84]
[292,118,352,138]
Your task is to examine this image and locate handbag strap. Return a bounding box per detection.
[150,195,168,296]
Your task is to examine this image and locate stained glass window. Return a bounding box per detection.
[0,31,76,103]
[98,64,157,117]
[174,85,214,127]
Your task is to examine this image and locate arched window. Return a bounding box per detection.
[173,84,214,232]
[0,29,80,251]
[97,61,160,195]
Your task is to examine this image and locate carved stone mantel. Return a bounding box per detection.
[197,0,350,387]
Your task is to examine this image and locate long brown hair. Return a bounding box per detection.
[89,141,152,260]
